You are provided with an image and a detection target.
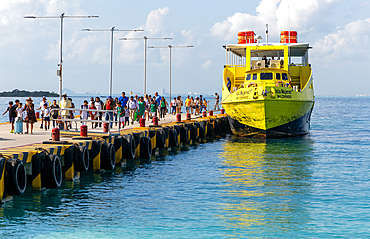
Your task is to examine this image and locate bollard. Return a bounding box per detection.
[202,111,207,117]
[221,109,225,114]
[52,128,60,141]
[186,113,191,120]
[140,118,145,127]
[36,112,40,119]
[153,116,158,126]
[103,123,109,133]
[209,110,213,116]
[176,114,181,122]
[80,125,88,137]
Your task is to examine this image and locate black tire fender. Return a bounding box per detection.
[101,143,115,170]
[140,136,152,159]
[74,145,89,172]
[42,154,62,189]
[5,159,27,196]
[169,128,179,147]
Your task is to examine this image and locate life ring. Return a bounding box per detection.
[5,159,27,195]
[180,126,190,144]
[276,81,284,87]
[74,145,89,172]
[140,136,152,160]
[169,128,179,147]
[41,154,62,189]
[248,82,258,88]
[101,143,115,170]
[156,128,166,148]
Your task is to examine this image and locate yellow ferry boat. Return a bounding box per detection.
[221,30,314,137]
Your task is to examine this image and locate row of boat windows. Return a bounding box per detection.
[246,73,288,81]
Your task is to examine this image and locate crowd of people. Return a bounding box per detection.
[2,91,221,134]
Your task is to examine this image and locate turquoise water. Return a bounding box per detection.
[1,96,369,238]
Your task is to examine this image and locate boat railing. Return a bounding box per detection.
[224,64,246,68]
[50,108,121,135]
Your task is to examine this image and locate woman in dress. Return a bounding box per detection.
[159,96,168,120]
[23,97,37,134]
[137,97,146,120]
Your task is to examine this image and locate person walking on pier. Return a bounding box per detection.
[94,97,103,128]
[214,93,220,111]
[89,102,97,129]
[137,97,146,121]
[60,93,71,130]
[159,96,168,120]
[42,103,51,130]
[23,98,36,134]
[2,101,17,133]
[127,96,138,125]
[176,96,183,114]
[185,95,191,113]
[199,95,203,113]
[36,96,49,129]
[80,100,89,126]
[50,100,60,128]
[190,96,194,114]
[116,101,125,129]
[104,96,115,127]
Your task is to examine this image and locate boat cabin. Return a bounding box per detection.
[223,43,312,92]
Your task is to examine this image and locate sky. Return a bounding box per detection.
[0,0,369,96]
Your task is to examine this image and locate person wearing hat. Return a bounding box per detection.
[22,97,37,134]
[60,93,71,130]
[36,96,49,129]
[226,77,231,92]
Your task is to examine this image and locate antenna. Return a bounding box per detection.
[265,24,268,45]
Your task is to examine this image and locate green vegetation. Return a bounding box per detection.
[0,89,59,97]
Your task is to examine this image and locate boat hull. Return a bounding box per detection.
[227,106,313,138]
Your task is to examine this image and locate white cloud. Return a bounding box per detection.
[210,0,342,41]
[312,18,370,67]
[202,60,213,69]
[118,7,171,65]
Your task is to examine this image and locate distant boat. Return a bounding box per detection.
[222,30,314,138]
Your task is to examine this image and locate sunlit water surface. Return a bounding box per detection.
[0,96,369,238]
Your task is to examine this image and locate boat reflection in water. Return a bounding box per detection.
[219,136,314,236]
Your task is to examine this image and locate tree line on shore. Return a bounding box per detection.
[0,89,59,97]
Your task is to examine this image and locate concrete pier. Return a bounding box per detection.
[0,111,230,204]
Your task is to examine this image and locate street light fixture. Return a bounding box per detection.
[24,13,99,101]
[119,36,172,94]
[82,27,143,97]
[148,45,193,101]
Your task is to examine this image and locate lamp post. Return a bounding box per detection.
[24,13,99,101]
[82,27,143,96]
[148,45,193,101]
[120,36,172,94]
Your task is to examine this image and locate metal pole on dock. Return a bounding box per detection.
[24,13,99,101]
[120,36,171,95]
[148,45,193,102]
[82,27,143,97]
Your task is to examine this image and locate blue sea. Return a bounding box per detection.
[0,96,369,238]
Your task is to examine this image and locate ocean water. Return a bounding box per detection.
[0,96,369,238]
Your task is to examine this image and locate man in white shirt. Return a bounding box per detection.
[60,93,71,130]
[127,96,138,124]
[36,96,49,129]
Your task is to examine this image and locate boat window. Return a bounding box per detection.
[276,73,281,80]
[253,74,257,81]
[282,73,288,80]
[260,73,273,80]
[245,74,251,81]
